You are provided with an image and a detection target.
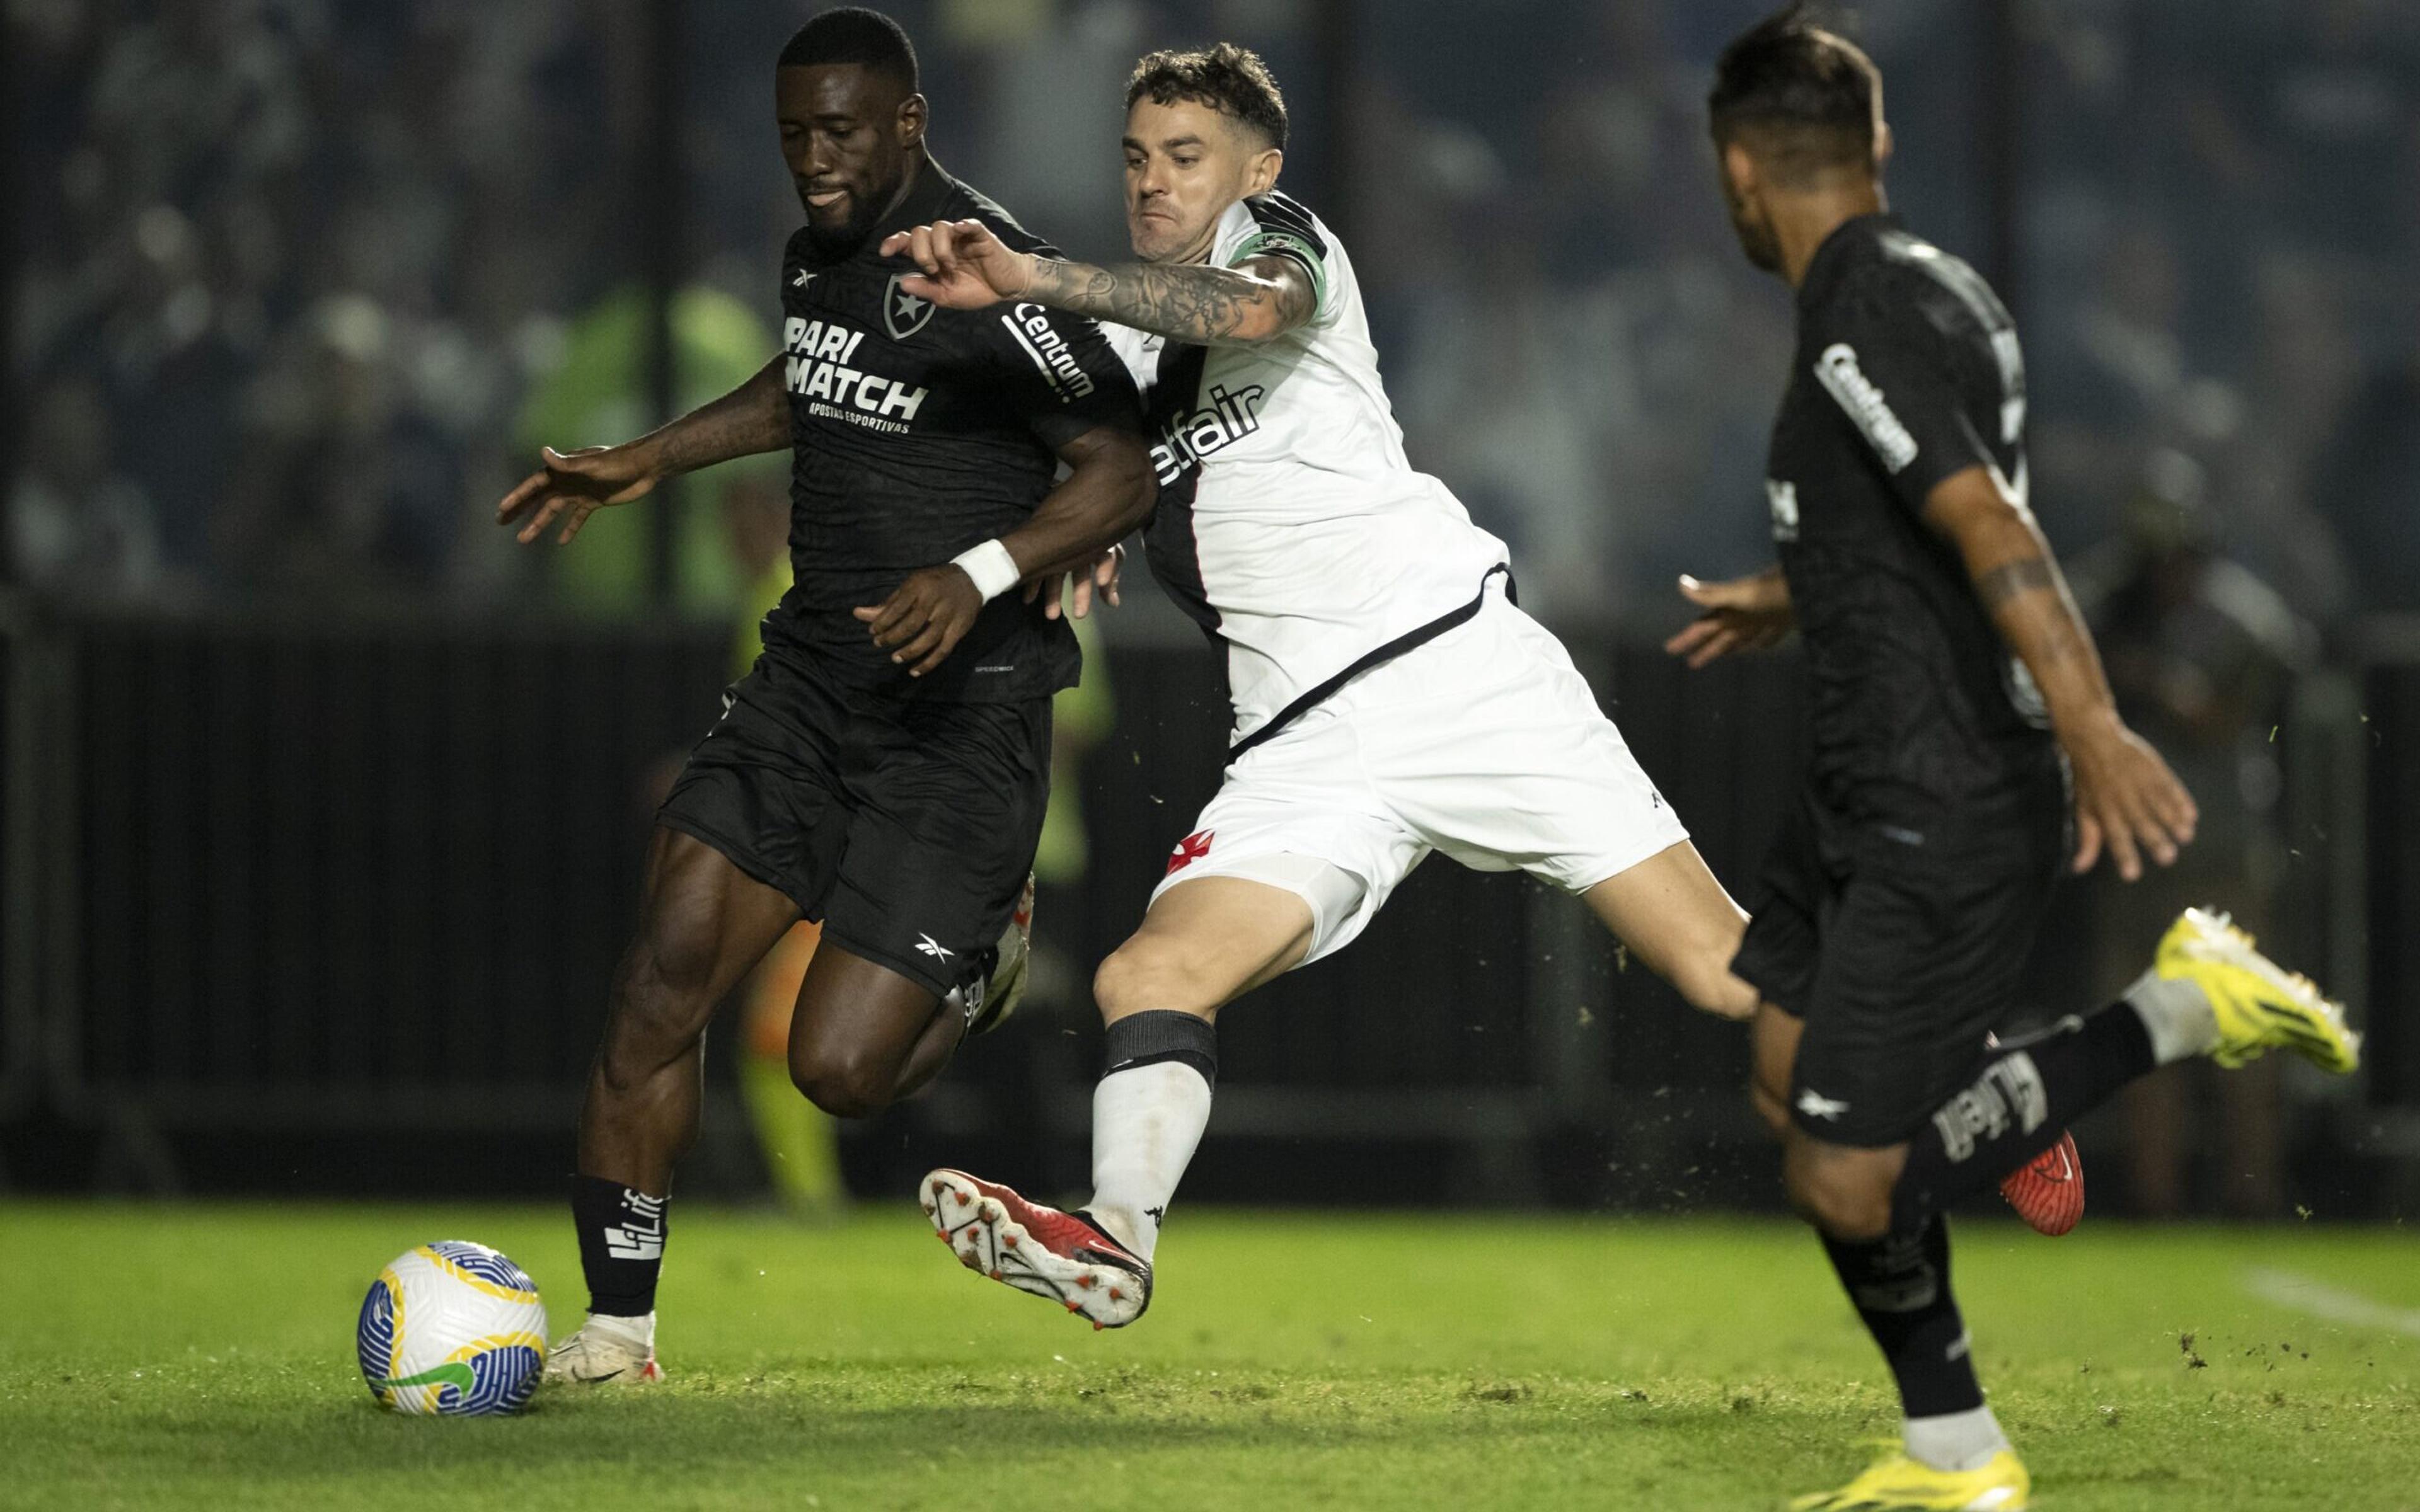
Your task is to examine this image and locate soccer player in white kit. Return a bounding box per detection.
[882,43,1758,1327]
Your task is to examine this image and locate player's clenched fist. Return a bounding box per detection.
[497,444,662,546]
[878,219,1037,310]
[855,564,986,677]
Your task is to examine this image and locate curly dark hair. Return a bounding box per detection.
[1126,42,1288,151]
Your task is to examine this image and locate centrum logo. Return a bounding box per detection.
[1814,342,1918,474]
[1004,303,1098,402]
[372,1362,476,1394]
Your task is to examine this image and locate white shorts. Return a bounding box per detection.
[1150,580,1691,966]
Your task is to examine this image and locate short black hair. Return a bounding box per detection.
[779,6,918,93]
[1126,42,1288,151]
[1708,4,1882,184]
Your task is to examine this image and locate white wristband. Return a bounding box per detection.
[950,538,1021,602]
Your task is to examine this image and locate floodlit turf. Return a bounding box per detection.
[1,1204,2415,1510]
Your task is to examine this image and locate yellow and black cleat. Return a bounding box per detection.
[2156,907,2360,1074]
[1791,1448,2029,1511]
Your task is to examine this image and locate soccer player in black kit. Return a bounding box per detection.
[1671,10,2360,1507]
[495,8,1151,1384]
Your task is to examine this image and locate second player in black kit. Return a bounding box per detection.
[1662,9,2356,1504]
[1731,208,2066,1147]
[497,8,1153,1383]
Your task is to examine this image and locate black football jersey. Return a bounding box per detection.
[1765,214,2060,822]
[769,164,1142,702]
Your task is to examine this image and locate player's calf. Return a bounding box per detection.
[596,937,727,1096]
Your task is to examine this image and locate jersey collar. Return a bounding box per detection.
[868,152,959,255]
[1797,211,1899,312]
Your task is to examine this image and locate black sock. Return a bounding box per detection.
[1892,1001,2156,1230]
[1100,1008,1219,1088]
[1819,1215,1983,1418]
[572,1174,669,1317]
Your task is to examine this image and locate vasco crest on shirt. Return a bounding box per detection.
[883,273,937,340]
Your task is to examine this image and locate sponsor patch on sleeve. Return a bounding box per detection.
[1229,230,1328,316]
[1814,341,1919,474]
[1001,302,1100,404]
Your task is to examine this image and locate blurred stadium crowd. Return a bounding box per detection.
[11,0,2417,633]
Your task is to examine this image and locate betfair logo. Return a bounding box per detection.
[1149,383,1265,485]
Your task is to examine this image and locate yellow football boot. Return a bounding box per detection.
[2155,908,2360,1073]
[1791,1448,2030,1511]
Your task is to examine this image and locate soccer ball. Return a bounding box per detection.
[357,1241,548,1415]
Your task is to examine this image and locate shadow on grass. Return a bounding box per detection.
[49,1378,1838,1489]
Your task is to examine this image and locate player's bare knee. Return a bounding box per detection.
[1093,941,1218,1022]
[1785,1150,1893,1242]
[788,1042,897,1120]
[1811,1184,1893,1243]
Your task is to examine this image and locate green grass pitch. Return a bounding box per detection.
[2,1203,2415,1510]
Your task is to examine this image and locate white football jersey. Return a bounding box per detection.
[1109,192,1509,750]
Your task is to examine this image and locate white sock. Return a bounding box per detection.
[2123,967,2218,1065]
[1086,1060,1211,1261]
[1904,1403,2010,1472]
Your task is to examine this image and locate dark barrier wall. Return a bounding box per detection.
[0,609,2402,1207]
[2368,665,2420,1109]
[58,614,728,1125]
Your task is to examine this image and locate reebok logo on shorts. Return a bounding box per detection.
[915,934,955,961]
[1796,1089,1851,1122]
[1167,830,1214,876]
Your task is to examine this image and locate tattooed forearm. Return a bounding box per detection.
[1971,544,2116,727]
[1976,555,2057,608]
[1028,257,1313,346]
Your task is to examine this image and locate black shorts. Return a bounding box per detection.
[657,644,1051,999]
[1732,782,2066,1147]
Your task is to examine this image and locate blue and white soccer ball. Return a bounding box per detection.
[357,1241,548,1415]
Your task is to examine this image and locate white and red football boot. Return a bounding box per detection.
[921,1168,1151,1329]
[543,1312,665,1385]
[1998,1130,2085,1236]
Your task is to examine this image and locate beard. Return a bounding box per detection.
[1729,204,1782,273]
[800,180,897,260]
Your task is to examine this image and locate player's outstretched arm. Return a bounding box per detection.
[497,356,789,545]
[879,219,1315,348]
[1921,464,2198,881]
[1664,567,1794,668]
[853,422,1155,677]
